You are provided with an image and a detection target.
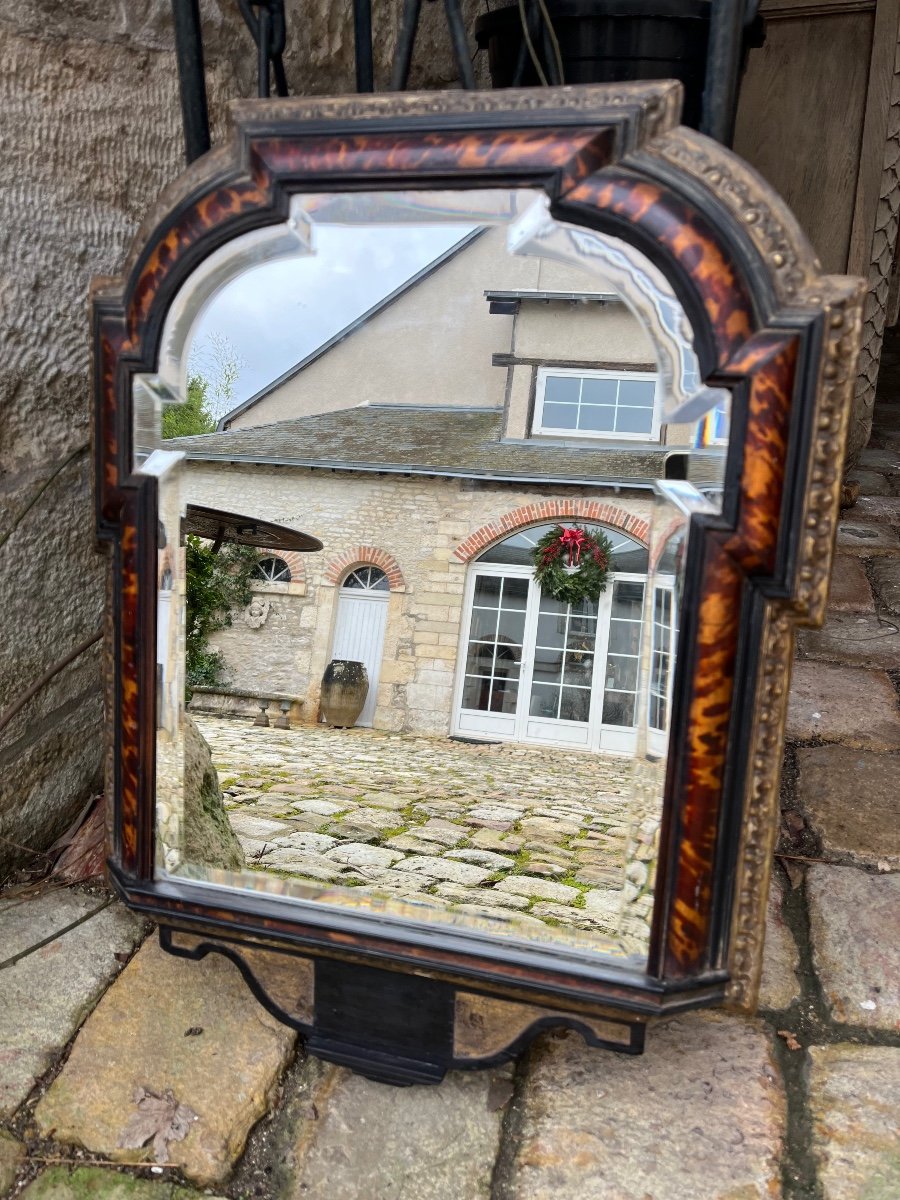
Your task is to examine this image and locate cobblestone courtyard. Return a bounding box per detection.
[193,716,661,958]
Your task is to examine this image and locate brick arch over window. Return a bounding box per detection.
[454,501,650,563]
[323,546,406,591]
[650,518,686,570]
[257,548,306,583]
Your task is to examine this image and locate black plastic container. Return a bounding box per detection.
[475,0,712,128]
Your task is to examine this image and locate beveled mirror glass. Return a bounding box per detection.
[95,85,862,1080]
[140,187,728,968]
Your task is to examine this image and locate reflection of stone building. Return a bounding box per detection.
[171,228,719,755]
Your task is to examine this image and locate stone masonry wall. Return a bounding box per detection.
[0,19,229,881]
[183,463,655,736]
[0,1,482,881]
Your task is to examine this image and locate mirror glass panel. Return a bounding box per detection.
[139,188,729,968]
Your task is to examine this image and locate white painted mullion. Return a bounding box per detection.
[589,587,613,750]
[515,577,542,741]
[452,563,533,738]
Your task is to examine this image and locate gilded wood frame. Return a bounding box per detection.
[93,83,863,1082]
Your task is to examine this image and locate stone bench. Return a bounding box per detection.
[187,687,304,728]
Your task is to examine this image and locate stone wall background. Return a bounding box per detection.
[0,1,480,881]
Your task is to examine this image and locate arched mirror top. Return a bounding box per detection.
[150,189,728,437]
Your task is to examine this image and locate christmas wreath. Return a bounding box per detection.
[531,524,613,605]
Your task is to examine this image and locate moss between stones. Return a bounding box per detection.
[19,1165,223,1200]
[556,873,593,907]
[379,824,410,840]
[0,1131,24,1196]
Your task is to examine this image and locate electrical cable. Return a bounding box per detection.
[444,0,477,89]
[0,631,102,738]
[238,0,289,99]
[391,0,423,90]
[0,442,89,554]
[510,28,530,86]
[534,0,565,85]
[517,0,549,85]
[539,17,559,85]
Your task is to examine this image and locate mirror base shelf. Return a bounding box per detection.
[160,925,646,1084]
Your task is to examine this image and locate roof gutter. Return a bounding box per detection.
[180,451,663,490]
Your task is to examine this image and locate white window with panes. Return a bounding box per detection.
[533,367,660,441]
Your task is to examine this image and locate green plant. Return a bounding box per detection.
[161,375,218,439]
[185,535,260,693]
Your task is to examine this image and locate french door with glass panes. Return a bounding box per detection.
[453,565,646,754]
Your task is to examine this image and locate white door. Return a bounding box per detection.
[522,588,609,750]
[330,567,390,727]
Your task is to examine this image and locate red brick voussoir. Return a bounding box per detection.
[323,545,406,591]
[454,501,650,563]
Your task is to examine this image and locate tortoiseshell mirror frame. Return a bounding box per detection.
[92,83,863,1084]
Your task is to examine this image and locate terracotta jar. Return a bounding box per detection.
[319,659,369,728]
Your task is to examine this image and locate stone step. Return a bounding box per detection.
[499,1014,784,1199]
[809,1044,900,1199]
[807,864,900,1030]
[282,1059,510,1199]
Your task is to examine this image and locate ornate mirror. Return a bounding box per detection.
[94,83,863,1084]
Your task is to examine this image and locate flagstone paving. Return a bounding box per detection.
[34,938,296,1188]
[806,866,900,1031]
[284,1061,511,1200]
[796,744,900,869]
[190,716,663,959]
[501,1014,785,1200]
[0,1133,24,1196]
[808,1045,900,1200]
[757,880,802,1012]
[0,891,145,1118]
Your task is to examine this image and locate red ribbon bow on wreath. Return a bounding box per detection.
[559,526,588,566]
[532,524,612,604]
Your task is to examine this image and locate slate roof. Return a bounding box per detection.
[168,404,675,487]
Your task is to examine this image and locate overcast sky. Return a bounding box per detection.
[189,223,473,415]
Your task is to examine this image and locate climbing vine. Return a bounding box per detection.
[185,536,260,691]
